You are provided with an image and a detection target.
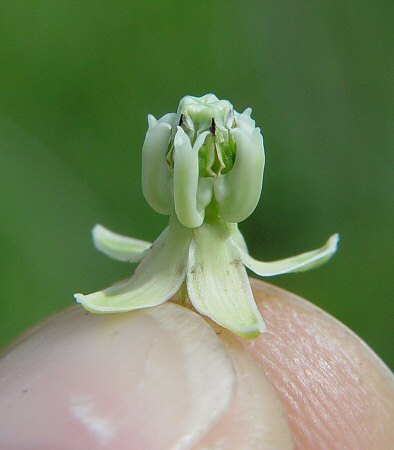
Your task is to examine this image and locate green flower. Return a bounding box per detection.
[75,94,338,338]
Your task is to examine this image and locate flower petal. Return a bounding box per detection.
[158,112,177,127]
[173,127,211,228]
[141,115,174,215]
[187,220,266,339]
[234,108,255,133]
[75,216,192,313]
[235,234,339,277]
[227,223,249,253]
[92,224,151,263]
[214,127,265,223]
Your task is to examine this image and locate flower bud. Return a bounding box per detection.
[142,94,265,228]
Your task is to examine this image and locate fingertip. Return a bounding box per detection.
[241,279,394,449]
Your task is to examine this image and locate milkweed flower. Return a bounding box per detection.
[75,94,338,338]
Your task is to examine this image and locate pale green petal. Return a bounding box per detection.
[234,108,255,133]
[197,177,214,212]
[92,224,151,262]
[227,223,249,253]
[141,115,174,215]
[173,127,210,228]
[158,112,177,127]
[187,220,266,339]
[215,127,265,223]
[75,216,192,313]
[235,233,339,277]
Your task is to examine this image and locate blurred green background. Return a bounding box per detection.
[0,1,393,368]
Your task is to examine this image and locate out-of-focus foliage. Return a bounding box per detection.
[0,1,393,367]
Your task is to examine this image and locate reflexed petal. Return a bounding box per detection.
[92,224,151,262]
[173,127,210,228]
[215,127,265,223]
[141,115,173,215]
[227,223,249,253]
[75,216,192,313]
[187,220,266,339]
[235,234,339,277]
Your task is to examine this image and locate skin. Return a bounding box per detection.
[0,279,393,449]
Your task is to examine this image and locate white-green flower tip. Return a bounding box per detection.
[75,94,339,339]
[141,94,265,227]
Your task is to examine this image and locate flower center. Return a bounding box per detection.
[166,94,237,177]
